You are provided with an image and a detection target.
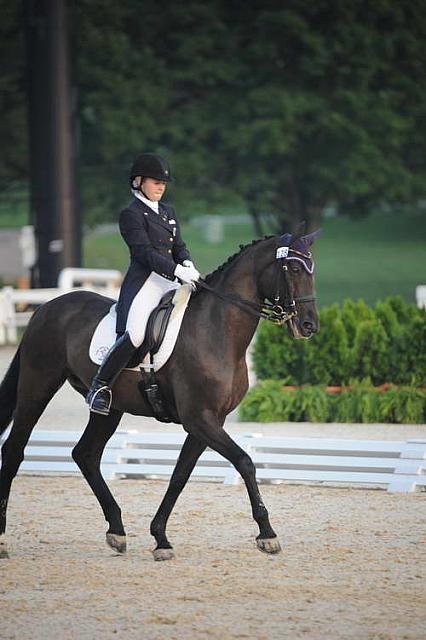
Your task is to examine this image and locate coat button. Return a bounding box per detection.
[167,249,172,254]
[169,237,173,242]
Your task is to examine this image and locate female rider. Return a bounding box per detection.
[86,153,200,415]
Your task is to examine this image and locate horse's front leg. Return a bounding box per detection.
[150,433,206,561]
[189,412,281,555]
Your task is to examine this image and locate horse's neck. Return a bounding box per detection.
[204,256,262,358]
[217,248,264,300]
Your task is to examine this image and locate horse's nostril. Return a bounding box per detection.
[302,320,318,336]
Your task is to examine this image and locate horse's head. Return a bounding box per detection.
[258,226,321,339]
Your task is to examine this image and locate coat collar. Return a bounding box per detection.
[132,189,160,213]
[130,197,171,231]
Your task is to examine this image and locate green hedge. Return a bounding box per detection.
[252,296,426,386]
[239,380,426,424]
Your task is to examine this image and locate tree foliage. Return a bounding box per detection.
[1,0,426,228]
[0,1,27,182]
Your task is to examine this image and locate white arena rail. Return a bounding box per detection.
[57,268,121,294]
[1,430,425,493]
[0,268,121,344]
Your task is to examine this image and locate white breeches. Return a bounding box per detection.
[126,272,179,347]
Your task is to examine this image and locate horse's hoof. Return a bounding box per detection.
[106,533,127,554]
[152,547,174,561]
[0,536,9,559]
[256,537,282,555]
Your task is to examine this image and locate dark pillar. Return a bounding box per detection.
[25,0,81,287]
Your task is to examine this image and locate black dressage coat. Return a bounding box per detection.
[115,197,191,334]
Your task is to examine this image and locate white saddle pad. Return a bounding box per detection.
[89,285,192,372]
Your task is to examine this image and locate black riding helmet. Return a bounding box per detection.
[130,153,172,186]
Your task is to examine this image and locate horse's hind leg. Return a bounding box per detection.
[71,409,126,554]
[150,433,206,561]
[187,413,281,555]
[0,373,66,558]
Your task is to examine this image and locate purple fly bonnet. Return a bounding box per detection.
[278,230,321,274]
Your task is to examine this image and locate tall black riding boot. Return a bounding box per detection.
[86,332,136,415]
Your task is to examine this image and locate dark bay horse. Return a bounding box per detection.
[0,230,320,560]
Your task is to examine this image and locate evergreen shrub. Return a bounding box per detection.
[243,297,426,423]
[239,381,426,424]
[252,296,426,386]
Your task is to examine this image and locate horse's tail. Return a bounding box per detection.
[0,346,20,436]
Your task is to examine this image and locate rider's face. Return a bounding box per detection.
[142,178,167,201]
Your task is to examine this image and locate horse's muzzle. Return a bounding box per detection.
[288,315,319,339]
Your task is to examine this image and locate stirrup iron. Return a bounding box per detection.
[88,384,112,416]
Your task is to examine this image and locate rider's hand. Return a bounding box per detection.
[182,261,200,288]
[174,263,200,286]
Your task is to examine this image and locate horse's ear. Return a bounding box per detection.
[292,221,306,241]
[302,229,322,246]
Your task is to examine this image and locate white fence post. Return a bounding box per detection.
[415,285,426,309]
[2,286,18,344]
[0,292,6,345]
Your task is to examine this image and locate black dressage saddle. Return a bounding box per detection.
[127,289,176,369]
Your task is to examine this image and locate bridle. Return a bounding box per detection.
[195,244,316,325]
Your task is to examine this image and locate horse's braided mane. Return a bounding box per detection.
[204,235,275,284]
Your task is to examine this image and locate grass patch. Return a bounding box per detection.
[314,211,426,306]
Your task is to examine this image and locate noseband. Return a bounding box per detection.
[196,244,316,325]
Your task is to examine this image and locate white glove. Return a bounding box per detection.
[182,261,200,284]
[174,263,200,285]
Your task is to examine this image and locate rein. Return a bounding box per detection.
[195,247,316,326]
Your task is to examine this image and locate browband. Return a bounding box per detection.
[275,246,315,274]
